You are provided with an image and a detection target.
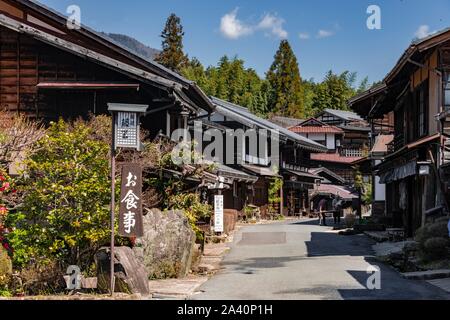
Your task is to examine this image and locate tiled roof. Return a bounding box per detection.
[210,97,327,152]
[311,153,363,164]
[371,135,394,154]
[269,116,304,128]
[321,109,363,121]
[290,126,344,134]
[311,184,358,200]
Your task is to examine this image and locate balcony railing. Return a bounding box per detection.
[387,133,405,154]
[337,146,367,158]
[281,162,309,173]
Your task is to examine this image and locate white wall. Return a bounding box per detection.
[307,133,326,141]
[326,134,336,150]
[374,160,386,201]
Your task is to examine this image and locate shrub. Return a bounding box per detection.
[167,193,212,240]
[415,218,450,262]
[423,237,450,261]
[6,119,114,270]
[0,111,44,168]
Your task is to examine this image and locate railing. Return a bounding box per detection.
[245,154,269,166]
[387,133,405,154]
[281,162,309,173]
[339,148,364,157]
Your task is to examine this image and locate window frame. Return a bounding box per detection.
[444,71,450,110]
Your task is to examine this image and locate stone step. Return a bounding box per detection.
[401,269,450,280]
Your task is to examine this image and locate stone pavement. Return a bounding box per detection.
[428,278,450,293]
[192,219,450,300]
[148,276,209,300]
[148,241,232,299]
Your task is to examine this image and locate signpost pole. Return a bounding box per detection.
[110,113,116,297]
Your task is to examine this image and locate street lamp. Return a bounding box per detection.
[107,103,148,296]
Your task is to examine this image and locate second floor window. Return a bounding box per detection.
[445,72,450,110]
[417,81,429,138]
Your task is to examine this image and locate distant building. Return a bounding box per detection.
[286,114,370,184]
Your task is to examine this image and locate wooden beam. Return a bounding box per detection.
[0,14,183,91]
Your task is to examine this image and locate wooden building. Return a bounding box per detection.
[349,28,450,236]
[208,97,326,217]
[0,0,213,136]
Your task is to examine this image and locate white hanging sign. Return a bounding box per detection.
[214,195,224,233]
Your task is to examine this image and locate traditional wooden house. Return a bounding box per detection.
[349,27,450,236]
[286,115,368,184]
[316,108,371,157]
[208,97,326,217]
[0,0,213,136]
[289,118,344,152]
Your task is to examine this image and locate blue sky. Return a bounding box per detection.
[39,0,449,84]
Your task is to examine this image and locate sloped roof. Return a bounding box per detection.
[311,153,363,164]
[210,97,327,153]
[269,116,304,128]
[290,118,344,134]
[348,27,450,117]
[371,135,394,154]
[311,184,358,201]
[3,0,214,112]
[321,109,363,122]
[309,167,346,185]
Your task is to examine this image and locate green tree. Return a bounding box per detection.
[182,58,209,90]
[155,13,189,72]
[6,120,114,268]
[310,70,361,114]
[266,40,305,118]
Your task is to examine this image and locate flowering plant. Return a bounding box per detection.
[0,168,14,231]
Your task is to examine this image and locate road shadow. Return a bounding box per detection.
[305,231,375,257]
[337,258,450,300]
[220,255,308,274]
[291,218,328,226]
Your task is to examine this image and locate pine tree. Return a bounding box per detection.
[266,40,305,118]
[155,13,189,73]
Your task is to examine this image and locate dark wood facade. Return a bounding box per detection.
[349,30,450,236]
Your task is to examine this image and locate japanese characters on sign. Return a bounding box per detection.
[119,164,143,237]
[115,112,139,149]
[214,195,224,233]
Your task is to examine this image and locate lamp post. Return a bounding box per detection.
[107,103,148,296]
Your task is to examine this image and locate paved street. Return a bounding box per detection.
[193,219,450,300]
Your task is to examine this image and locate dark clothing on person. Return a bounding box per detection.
[333,200,343,225]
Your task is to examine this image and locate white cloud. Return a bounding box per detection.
[414,25,437,39]
[299,32,310,40]
[257,13,288,39]
[220,8,253,39]
[317,29,334,38]
[220,9,287,40]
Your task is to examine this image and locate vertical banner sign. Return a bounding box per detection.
[214,195,224,233]
[119,164,143,237]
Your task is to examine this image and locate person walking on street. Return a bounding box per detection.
[334,196,343,225]
[332,195,338,224]
[318,198,327,226]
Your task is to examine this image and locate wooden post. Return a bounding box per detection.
[421,176,427,228]
[110,113,116,297]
